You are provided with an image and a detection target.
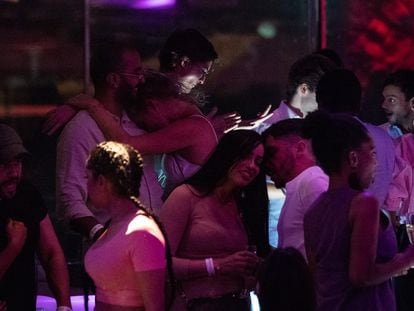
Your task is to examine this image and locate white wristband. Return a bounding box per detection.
[89,224,104,241]
[57,306,72,311]
[205,258,215,277]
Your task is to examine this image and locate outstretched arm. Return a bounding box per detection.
[36,215,72,309]
[68,95,213,158]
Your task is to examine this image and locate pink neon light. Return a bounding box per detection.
[91,0,175,9]
[131,0,175,9]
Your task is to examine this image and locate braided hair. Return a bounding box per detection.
[87,141,175,308]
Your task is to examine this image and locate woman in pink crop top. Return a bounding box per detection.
[84,141,174,311]
[160,130,265,311]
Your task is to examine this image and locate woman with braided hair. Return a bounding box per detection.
[84,141,174,311]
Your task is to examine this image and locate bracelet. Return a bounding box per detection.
[205,258,215,277]
[56,306,72,311]
[89,224,104,241]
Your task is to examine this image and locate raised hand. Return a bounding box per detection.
[237,104,274,130]
[207,106,241,137]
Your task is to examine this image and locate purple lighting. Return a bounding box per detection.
[91,0,175,9]
[132,0,175,9]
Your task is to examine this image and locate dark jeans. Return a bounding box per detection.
[395,224,414,311]
[187,294,251,311]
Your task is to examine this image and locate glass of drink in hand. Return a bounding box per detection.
[406,213,414,244]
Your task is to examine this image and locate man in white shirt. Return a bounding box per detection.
[263,119,328,258]
[256,53,337,134]
[56,42,163,242]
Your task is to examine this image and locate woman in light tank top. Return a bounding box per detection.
[302,111,414,311]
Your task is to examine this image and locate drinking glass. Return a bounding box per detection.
[405,212,414,244]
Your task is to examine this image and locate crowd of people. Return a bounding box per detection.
[2,27,414,311]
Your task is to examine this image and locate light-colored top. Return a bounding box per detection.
[385,133,414,215]
[84,211,166,307]
[162,153,201,200]
[358,120,395,208]
[277,166,328,258]
[56,110,164,225]
[160,184,248,299]
[162,114,218,198]
[256,100,301,134]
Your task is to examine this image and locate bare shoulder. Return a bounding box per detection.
[350,191,379,217]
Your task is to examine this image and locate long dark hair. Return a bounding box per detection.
[87,141,175,308]
[187,130,262,194]
[187,130,270,256]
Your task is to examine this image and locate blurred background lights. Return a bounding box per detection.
[257,21,277,39]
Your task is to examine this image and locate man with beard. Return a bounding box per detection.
[262,119,328,259]
[0,124,71,310]
[381,69,414,139]
[56,42,162,242]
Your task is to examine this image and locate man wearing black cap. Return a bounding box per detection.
[0,124,71,311]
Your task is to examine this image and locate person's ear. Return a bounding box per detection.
[348,150,359,168]
[180,56,191,69]
[409,97,414,111]
[96,174,106,187]
[298,83,310,96]
[106,72,120,88]
[294,139,307,157]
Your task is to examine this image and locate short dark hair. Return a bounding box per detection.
[159,29,218,72]
[316,69,362,115]
[303,111,370,175]
[383,69,414,101]
[262,119,305,140]
[90,41,138,89]
[257,247,316,311]
[313,48,343,68]
[286,54,338,103]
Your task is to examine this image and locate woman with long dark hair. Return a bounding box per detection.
[160,130,267,311]
[84,141,174,311]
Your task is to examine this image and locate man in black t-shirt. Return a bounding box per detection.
[0,124,72,311]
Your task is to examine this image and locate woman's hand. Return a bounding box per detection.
[66,94,100,110]
[216,250,259,276]
[207,106,241,137]
[236,105,274,130]
[42,105,78,135]
[0,300,6,311]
